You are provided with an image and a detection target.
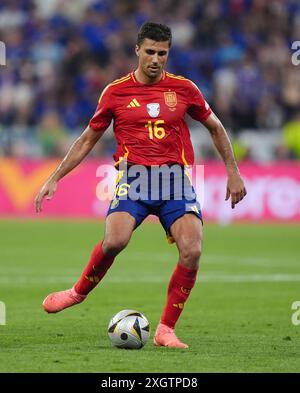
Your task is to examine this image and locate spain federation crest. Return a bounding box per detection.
[164,91,177,108]
[147,103,160,118]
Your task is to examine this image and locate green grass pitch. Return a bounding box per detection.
[0,219,299,372]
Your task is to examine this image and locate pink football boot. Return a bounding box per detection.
[42,286,86,313]
[153,323,189,349]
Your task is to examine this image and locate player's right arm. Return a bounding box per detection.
[34,126,104,212]
[35,84,113,213]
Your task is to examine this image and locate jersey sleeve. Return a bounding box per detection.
[89,85,114,132]
[186,81,212,122]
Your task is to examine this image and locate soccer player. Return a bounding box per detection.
[35,22,246,348]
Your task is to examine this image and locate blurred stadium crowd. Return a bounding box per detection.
[0,0,300,161]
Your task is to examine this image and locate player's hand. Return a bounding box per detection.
[225,173,247,209]
[34,179,57,213]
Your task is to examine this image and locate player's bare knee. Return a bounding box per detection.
[103,237,129,256]
[179,243,201,269]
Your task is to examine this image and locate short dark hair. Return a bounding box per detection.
[137,22,172,47]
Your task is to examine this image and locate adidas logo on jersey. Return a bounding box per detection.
[127,99,141,108]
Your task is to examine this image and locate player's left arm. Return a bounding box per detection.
[202,112,247,209]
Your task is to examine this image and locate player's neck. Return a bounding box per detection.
[134,68,163,85]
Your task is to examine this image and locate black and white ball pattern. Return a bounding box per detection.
[107,309,150,349]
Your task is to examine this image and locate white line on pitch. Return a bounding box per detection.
[1,273,300,285]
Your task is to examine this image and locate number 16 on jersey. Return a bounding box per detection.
[145,120,166,140]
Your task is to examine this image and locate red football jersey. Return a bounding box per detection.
[89,71,212,166]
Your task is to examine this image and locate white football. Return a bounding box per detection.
[107,309,150,349]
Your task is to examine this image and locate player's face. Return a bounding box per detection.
[136,39,170,80]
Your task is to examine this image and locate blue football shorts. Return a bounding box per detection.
[107,164,202,244]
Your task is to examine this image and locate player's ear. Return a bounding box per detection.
[135,45,140,57]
